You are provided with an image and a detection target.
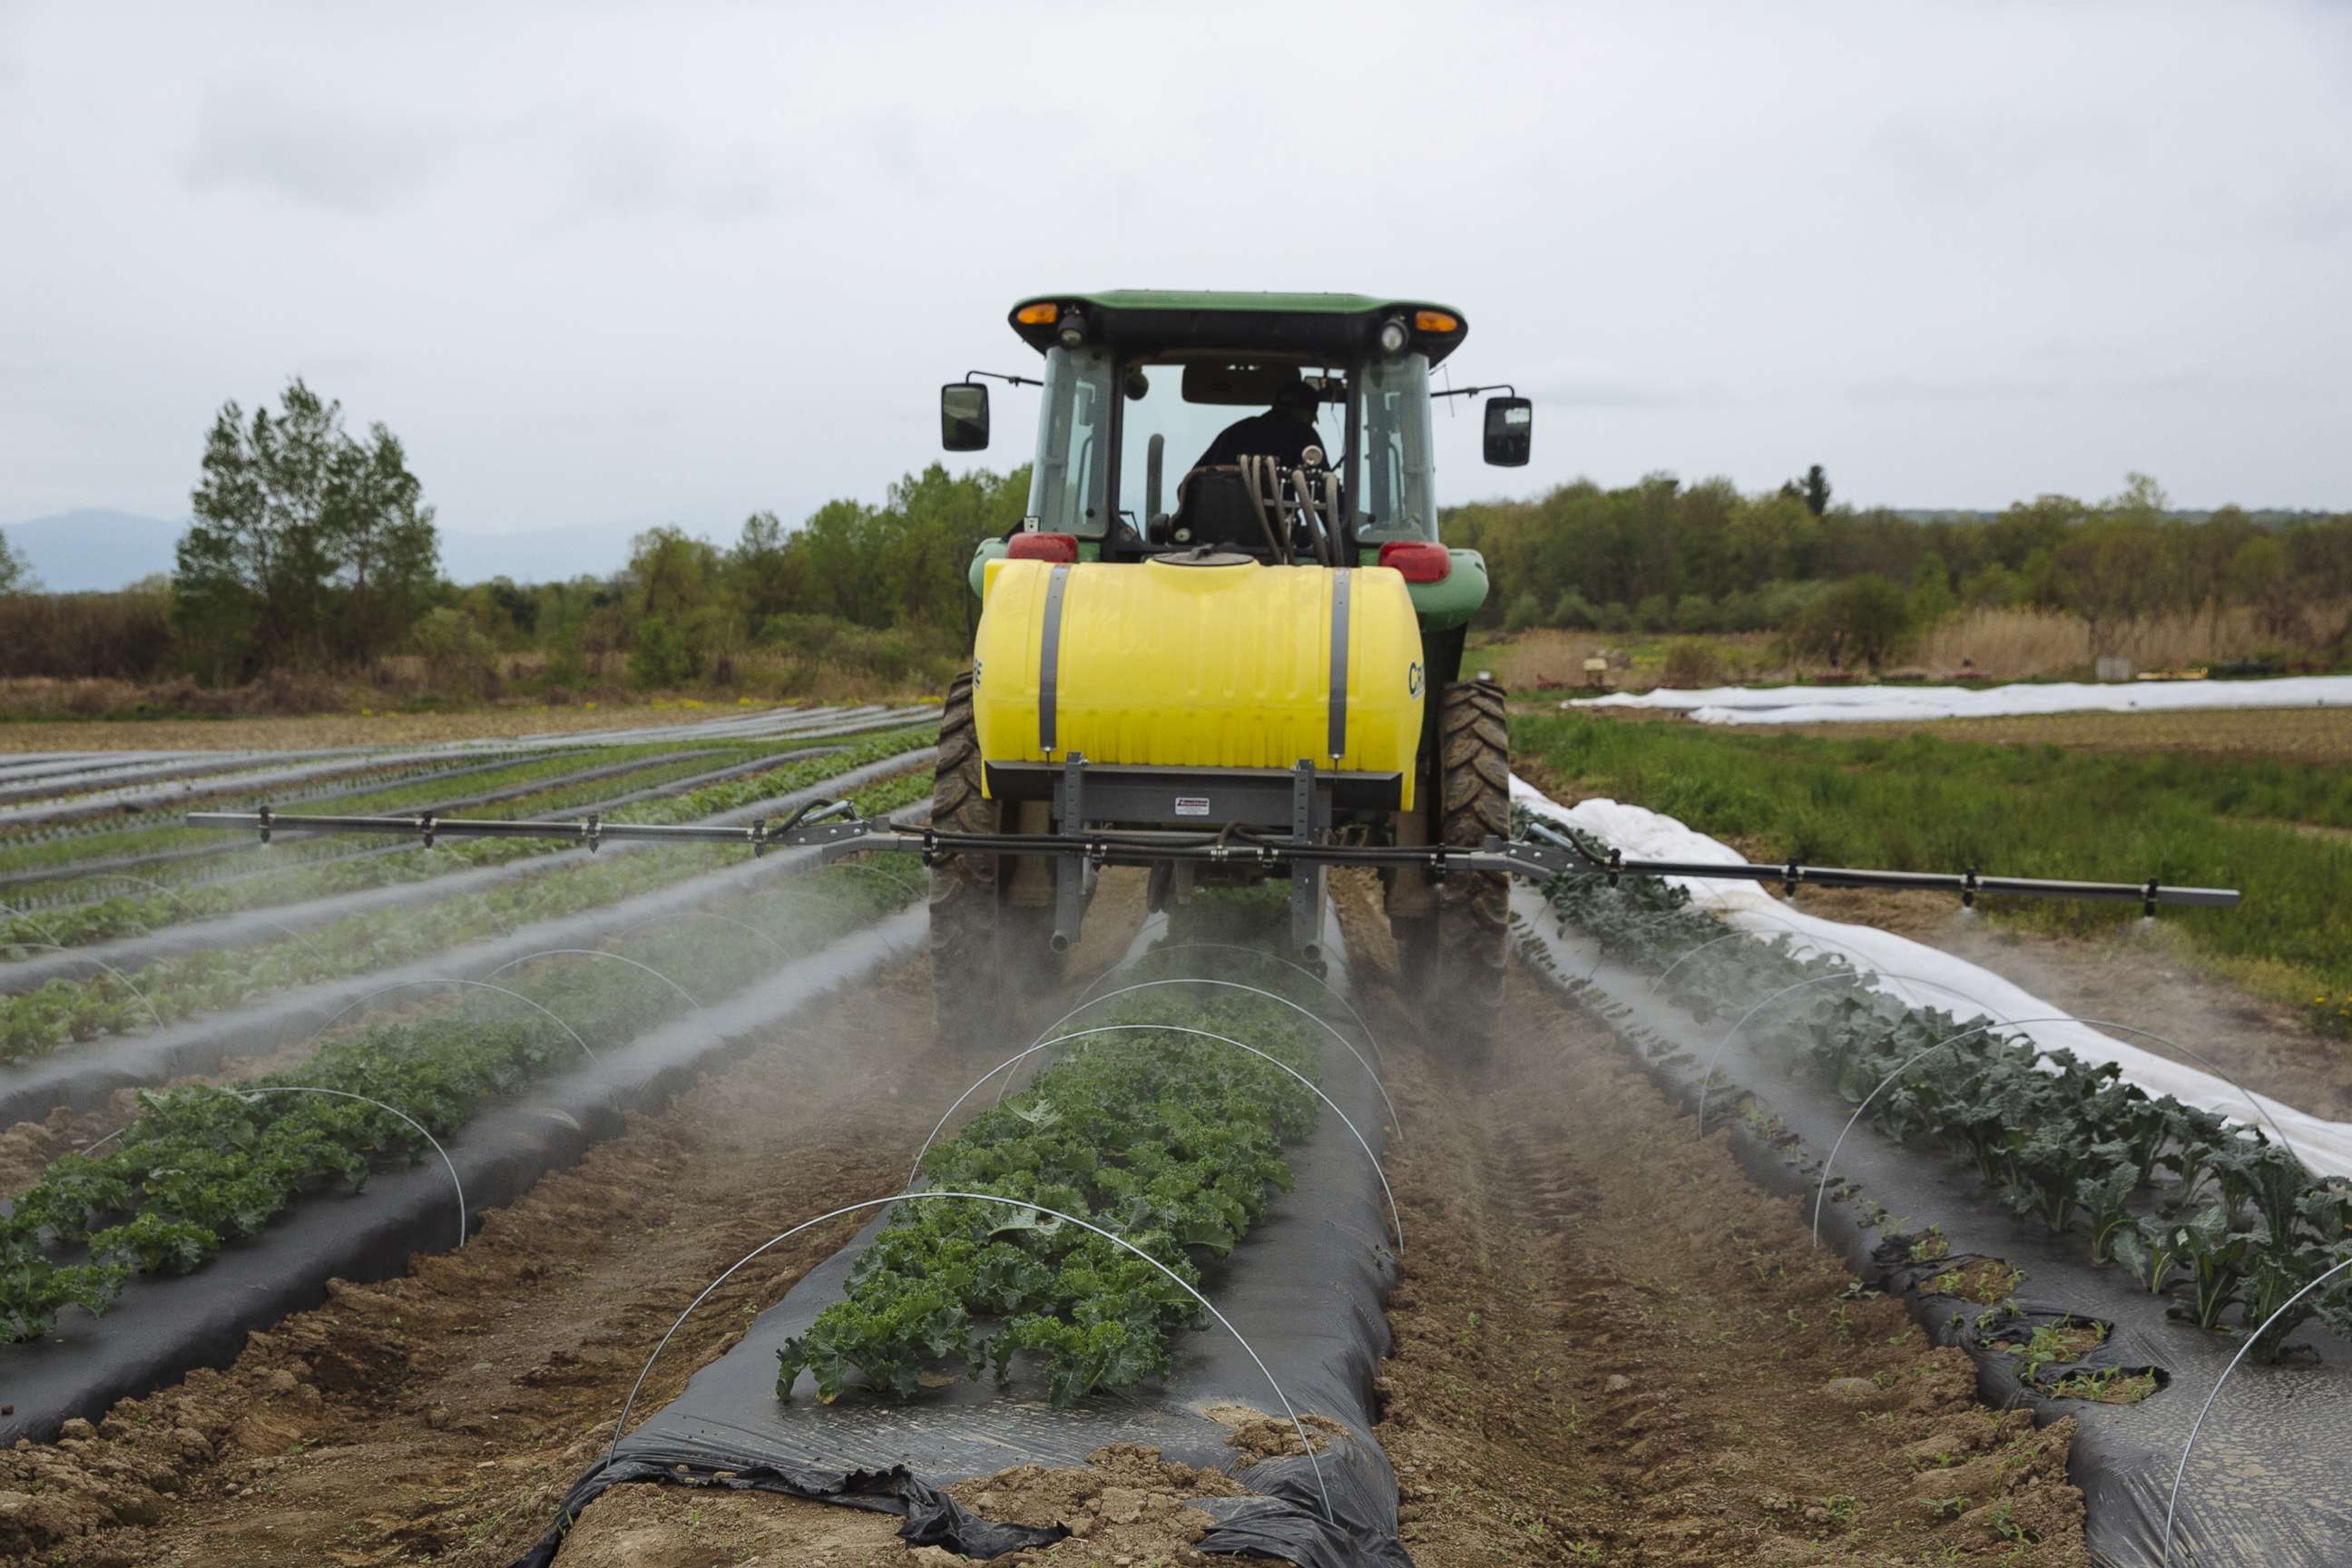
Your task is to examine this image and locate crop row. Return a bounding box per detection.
[0,747,563,848]
[777,934,1323,1409]
[0,737,933,1064]
[0,861,916,1342]
[0,742,782,945]
[1521,808,2352,1357]
[0,745,621,878]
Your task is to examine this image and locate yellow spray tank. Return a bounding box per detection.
[969,554,1426,808]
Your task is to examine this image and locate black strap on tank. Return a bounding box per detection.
[1038,563,1073,753]
[1327,567,1351,760]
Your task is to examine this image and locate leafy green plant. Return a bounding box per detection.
[1522,808,2352,1357]
[776,945,1325,1411]
[0,859,915,1340]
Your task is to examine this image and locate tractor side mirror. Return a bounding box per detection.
[941,383,990,452]
[1483,397,1532,467]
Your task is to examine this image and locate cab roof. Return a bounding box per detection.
[1007,290,1470,366]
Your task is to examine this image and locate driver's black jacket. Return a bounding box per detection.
[1189,411,1325,473]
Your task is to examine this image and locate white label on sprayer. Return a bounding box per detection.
[1173,797,1211,817]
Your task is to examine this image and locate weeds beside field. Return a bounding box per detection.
[1779,705,2352,764]
[1511,710,2352,1037]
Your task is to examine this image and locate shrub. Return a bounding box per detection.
[1792,575,1913,671]
[1503,591,1545,632]
[628,615,693,689]
[411,607,501,698]
[1549,589,1598,629]
[1660,640,1723,688]
[1674,593,1722,633]
[0,586,177,681]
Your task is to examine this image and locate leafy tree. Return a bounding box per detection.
[1959,561,2020,608]
[1802,464,1832,517]
[411,606,500,697]
[2227,535,2299,638]
[0,529,36,595]
[728,511,800,630]
[1548,588,1597,629]
[173,378,439,681]
[1791,574,1912,671]
[2055,516,2170,657]
[628,615,693,688]
[626,526,718,620]
[1908,552,1957,626]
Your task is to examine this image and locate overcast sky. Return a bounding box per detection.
[4,1,2347,566]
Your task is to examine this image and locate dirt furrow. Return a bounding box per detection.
[6,870,2092,1568]
[1367,953,2089,1566]
[0,967,951,1566]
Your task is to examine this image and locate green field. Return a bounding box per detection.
[1510,711,2352,1036]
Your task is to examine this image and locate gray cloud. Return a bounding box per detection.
[183,77,453,214]
[0,0,2345,573]
[1845,375,2072,405]
[563,115,780,222]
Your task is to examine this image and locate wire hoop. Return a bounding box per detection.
[610,1191,1336,1524]
[910,1022,1401,1257]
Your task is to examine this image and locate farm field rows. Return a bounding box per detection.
[0,878,2094,1568]
[0,727,935,1063]
[0,710,2339,1568]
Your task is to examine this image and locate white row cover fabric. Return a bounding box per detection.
[1509,774,2352,1181]
[1572,674,2352,727]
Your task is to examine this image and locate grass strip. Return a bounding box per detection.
[1512,710,2352,1037]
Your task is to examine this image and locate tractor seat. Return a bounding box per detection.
[1168,466,1269,554]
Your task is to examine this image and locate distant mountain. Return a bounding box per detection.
[0,510,649,592]
[0,510,183,592]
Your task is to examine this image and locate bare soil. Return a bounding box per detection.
[3,873,2087,1567]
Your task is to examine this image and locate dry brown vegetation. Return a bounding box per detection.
[1479,603,2350,699]
[0,698,841,752]
[1782,704,2352,763]
[1914,604,2347,678]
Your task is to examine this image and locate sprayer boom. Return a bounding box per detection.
[182,805,2239,916]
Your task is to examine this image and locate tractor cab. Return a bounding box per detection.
[943,292,1531,583]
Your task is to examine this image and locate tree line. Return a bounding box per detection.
[1450,471,2352,662]
[0,377,2346,697]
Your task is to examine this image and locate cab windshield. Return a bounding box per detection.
[1115,359,1343,533]
[1024,344,1437,544]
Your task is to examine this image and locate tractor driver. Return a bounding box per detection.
[1189,378,1326,473]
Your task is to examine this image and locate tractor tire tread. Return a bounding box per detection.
[930,671,1002,1037]
[1434,678,1509,1063]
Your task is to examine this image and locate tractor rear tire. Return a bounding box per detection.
[1432,677,1510,1063]
[930,671,1004,1044]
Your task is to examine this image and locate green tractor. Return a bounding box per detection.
[928,291,1534,1056]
